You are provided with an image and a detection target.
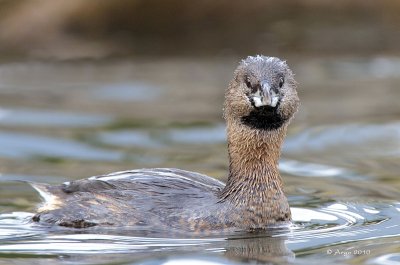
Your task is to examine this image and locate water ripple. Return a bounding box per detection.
[0,131,123,161]
[0,202,398,259]
[0,108,113,128]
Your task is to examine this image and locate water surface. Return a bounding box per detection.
[0,57,399,265]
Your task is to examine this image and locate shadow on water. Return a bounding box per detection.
[0,57,399,264]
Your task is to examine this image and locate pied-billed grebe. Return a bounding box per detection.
[31,55,299,231]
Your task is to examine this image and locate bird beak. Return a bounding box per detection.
[252,81,279,108]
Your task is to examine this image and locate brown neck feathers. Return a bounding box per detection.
[219,119,288,204]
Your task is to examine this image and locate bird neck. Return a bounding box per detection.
[220,119,287,203]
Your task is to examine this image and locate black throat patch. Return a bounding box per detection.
[241,105,287,130]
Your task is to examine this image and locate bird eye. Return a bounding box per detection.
[279,77,284,88]
[244,75,251,88]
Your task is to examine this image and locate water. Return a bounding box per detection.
[0,57,399,264]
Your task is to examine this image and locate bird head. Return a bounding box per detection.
[224,55,299,130]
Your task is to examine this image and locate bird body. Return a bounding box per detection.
[31,55,299,231]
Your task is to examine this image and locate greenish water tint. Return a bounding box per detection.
[0,57,399,264]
